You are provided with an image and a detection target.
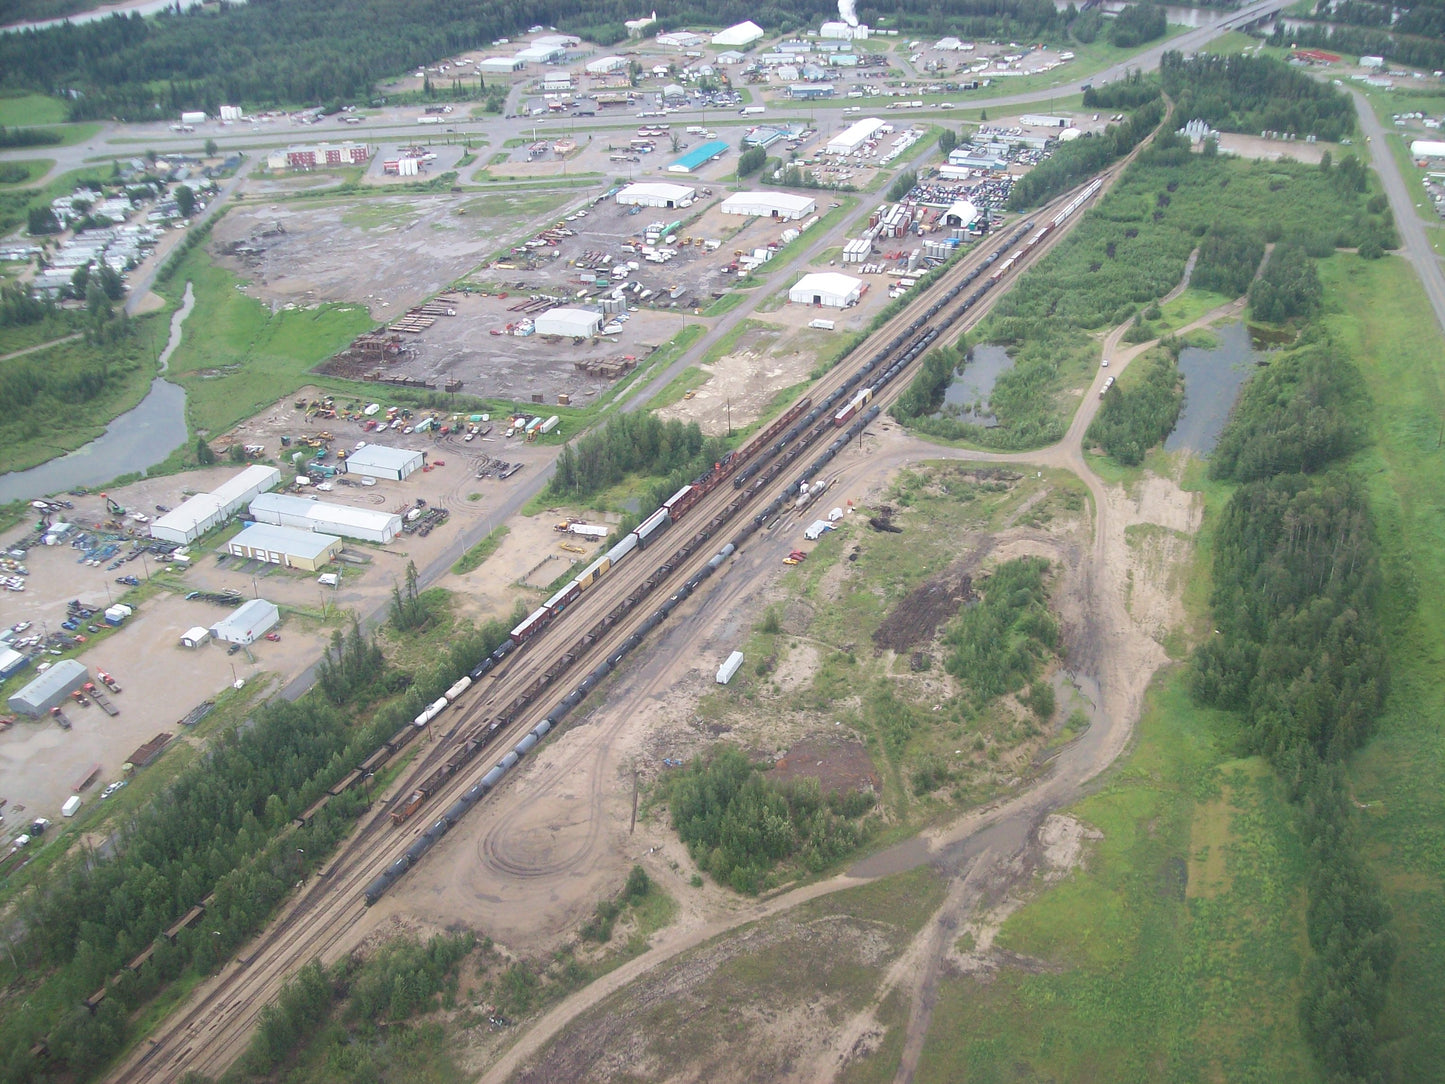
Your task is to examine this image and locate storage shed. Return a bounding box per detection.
[720,191,817,219]
[789,271,863,308]
[616,182,697,209]
[210,598,280,645]
[8,659,88,717]
[227,523,341,571]
[249,492,403,544]
[0,646,30,680]
[535,307,604,338]
[181,626,212,648]
[344,444,424,481]
[712,20,764,46]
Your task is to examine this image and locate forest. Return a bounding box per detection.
[942,556,1057,703]
[666,746,875,894]
[547,411,729,508]
[1084,346,1183,465]
[1005,91,1163,211]
[1192,327,1394,1082]
[1159,51,1359,142]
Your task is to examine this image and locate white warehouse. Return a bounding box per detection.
[344,444,424,481]
[535,307,603,338]
[150,464,281,544]
[249,492,403,544]
[827,117,886,155]
[790,271,864,308]
[616,182,697,209]
[713,20,764,46]
[586,55,627,74]
[720,192,817,219]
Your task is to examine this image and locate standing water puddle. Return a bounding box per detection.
[1165,320,1259,456]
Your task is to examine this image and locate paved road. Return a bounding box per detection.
[1351,88,1445,333]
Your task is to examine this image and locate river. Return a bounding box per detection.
[0,283,193,503]
[0,0,244,35]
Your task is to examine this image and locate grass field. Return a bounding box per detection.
[0,92,68,126]
[0,158,51,186]
[159,251,375,438]
[1317,253,1445,1078]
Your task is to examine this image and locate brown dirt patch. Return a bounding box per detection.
[871,558,979,654]
[768,737,881,796]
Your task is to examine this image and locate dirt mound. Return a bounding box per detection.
[872,559,980,654]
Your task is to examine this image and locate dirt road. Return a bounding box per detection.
[480,286,1242,1084]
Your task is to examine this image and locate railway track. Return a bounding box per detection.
[104,175,1112,1084]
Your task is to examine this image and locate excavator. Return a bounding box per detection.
[100,492,126,516]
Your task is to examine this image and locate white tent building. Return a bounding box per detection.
[943,199,978,228]
[827,117,886,155]
[210,598,280,645]
[790,272,863,308]
[720,192,817,219]
[249,492,403,544]
[536,307,603,338]
[1411,140,1445,159]
[616,182,697,208]
[713,20,764,46]
[344,444,424,481]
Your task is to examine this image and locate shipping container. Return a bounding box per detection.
[716,650,745,684]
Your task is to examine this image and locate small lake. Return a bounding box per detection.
[934,344,1015,427]
[1165,321,1259,456]
[0,284,193,503]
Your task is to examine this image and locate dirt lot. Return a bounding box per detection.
[320,290,690,406]
[210,190,577,316]
[1216,132,1333,165]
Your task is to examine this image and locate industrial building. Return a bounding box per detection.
[249,492,403,544]
[586,55,627,74]
[535,307,604,338]
[1411,140,1445,159]
[616,182,697,209]
[787,84,835,100]
[344,444,424,481]
[478,56,524,74]
[720,192,817,220]
[267,142,371,170]
[713,20,764,46]
[228,523,341,571]
[667,140,729,173]
[8,660,88,717]
[0,646,28,680]
[209,598,281,645]
[655,30,705,48]
[789,271,864,308]
[150,464,281,544]
[821,20,868,39]
[515,43,566,64]
[827,118,886,155]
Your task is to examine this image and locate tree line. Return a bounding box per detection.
[1006,92,1163,212]
[943,556,1057,704]
[1249,242,1323,325]
[1191,328,1394,1082]
[548,411,726,503]
[1191,222,1265,298]
[1270,19,1445,73]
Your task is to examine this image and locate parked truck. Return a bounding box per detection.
[84,684,119,716]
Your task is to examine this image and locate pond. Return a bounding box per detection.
[934,344,1015,427]
[0,285,193,504]
[1164,320,1258,456]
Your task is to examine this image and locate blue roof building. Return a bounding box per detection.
[667,140,730,173]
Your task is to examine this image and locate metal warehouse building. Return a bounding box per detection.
[789,271,864,308]
[535,307,604,338]
[667,140,729,174]
[720,192,817,220]
[616,182,697,209]
[249,492,403,544]
[210,598,280,645]
[344,444,424,481]
[8,659,88,717]
[150,464,281,544]
[827,118,886,155]
[228,523,341,571]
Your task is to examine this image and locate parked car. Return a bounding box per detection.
[264,632,281,642]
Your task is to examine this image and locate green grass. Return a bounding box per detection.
[459,188,575,220]
[451,526,508,575]
[1316,253,1445,1078]
[702,289,749,317]
[642,365,709,411]
[904,674,1317,1084]
[0,158,51,186]
[159,250,375,438]
[31,120,100,147]
[0,92,68,126]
